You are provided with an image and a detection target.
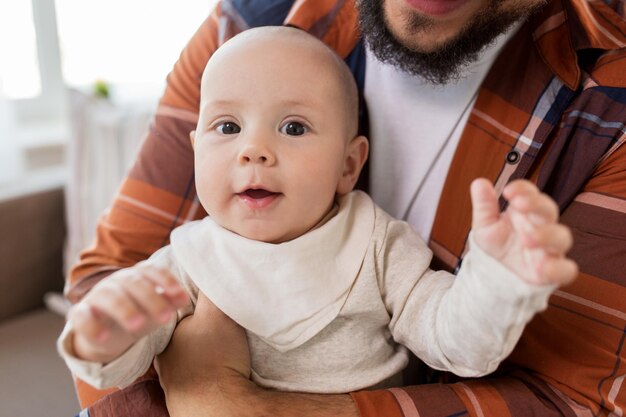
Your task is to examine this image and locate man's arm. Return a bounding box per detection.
[155,295,579,417]
[165,371,359,417]
[155,294,359,417]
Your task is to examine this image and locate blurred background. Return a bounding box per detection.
[0,1,217,415]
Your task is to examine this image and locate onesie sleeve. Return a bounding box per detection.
[57,245,197,389]
[377,214,555,377]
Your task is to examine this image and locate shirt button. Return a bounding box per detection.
[506,150,520,164]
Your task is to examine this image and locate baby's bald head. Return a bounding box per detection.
[201,26,359,138]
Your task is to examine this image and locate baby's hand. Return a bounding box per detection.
[68,265,190,363]
[470,178,578,286]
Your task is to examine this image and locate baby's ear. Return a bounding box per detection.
[337,135,369,196]
[189,130,196,148]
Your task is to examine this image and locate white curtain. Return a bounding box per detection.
[0,93,23,185]
[64,90,156,274]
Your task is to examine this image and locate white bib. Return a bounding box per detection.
[170,191,376,352]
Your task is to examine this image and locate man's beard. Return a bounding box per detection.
[357,0,541,84]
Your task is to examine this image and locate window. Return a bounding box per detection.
[0,0,217,197]
[1,0,216,103]
[0,1,41,99]
[0,0,66,196]
[55,0,215,93]
[0,0,66,122]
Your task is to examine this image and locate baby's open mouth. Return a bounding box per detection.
[238,188,281,209]
[241,189,279,199]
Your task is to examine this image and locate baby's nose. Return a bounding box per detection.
[237,142,276,166]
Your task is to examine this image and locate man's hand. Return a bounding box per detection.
[155,294,359,417]
[156,292,251,387]
[68,265,189,363]
[470,178,578,286]
[155,293,253,416]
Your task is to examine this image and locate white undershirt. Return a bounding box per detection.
[366,23,521,241]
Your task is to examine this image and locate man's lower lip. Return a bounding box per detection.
[404,0,470,15]
[238,193,280,209]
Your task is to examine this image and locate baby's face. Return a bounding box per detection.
[193,33,359,243]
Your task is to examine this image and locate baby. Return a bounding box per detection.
[58,27,577,393]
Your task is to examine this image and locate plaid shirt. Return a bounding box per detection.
[68,0,626,415]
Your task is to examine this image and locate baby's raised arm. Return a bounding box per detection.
[381,178,577,376]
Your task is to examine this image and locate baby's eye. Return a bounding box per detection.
[216,122,241,135]
[280,121,308,136]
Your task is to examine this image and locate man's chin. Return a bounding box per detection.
[357,0,541,83]
[383,0,478,53]
[391,27,459,55]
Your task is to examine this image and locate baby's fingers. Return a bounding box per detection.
[123,272,182,325]
[69,303,114,344]
[522,223,573,254]
[86,281,148,334]
[537,256,578,286]
[139,266,190,309]
[507,188,559,225]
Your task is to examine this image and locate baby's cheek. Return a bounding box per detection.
[196,156,226,190]
[195,178,223,216]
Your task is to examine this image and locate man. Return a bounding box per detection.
[66,0,626,416]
